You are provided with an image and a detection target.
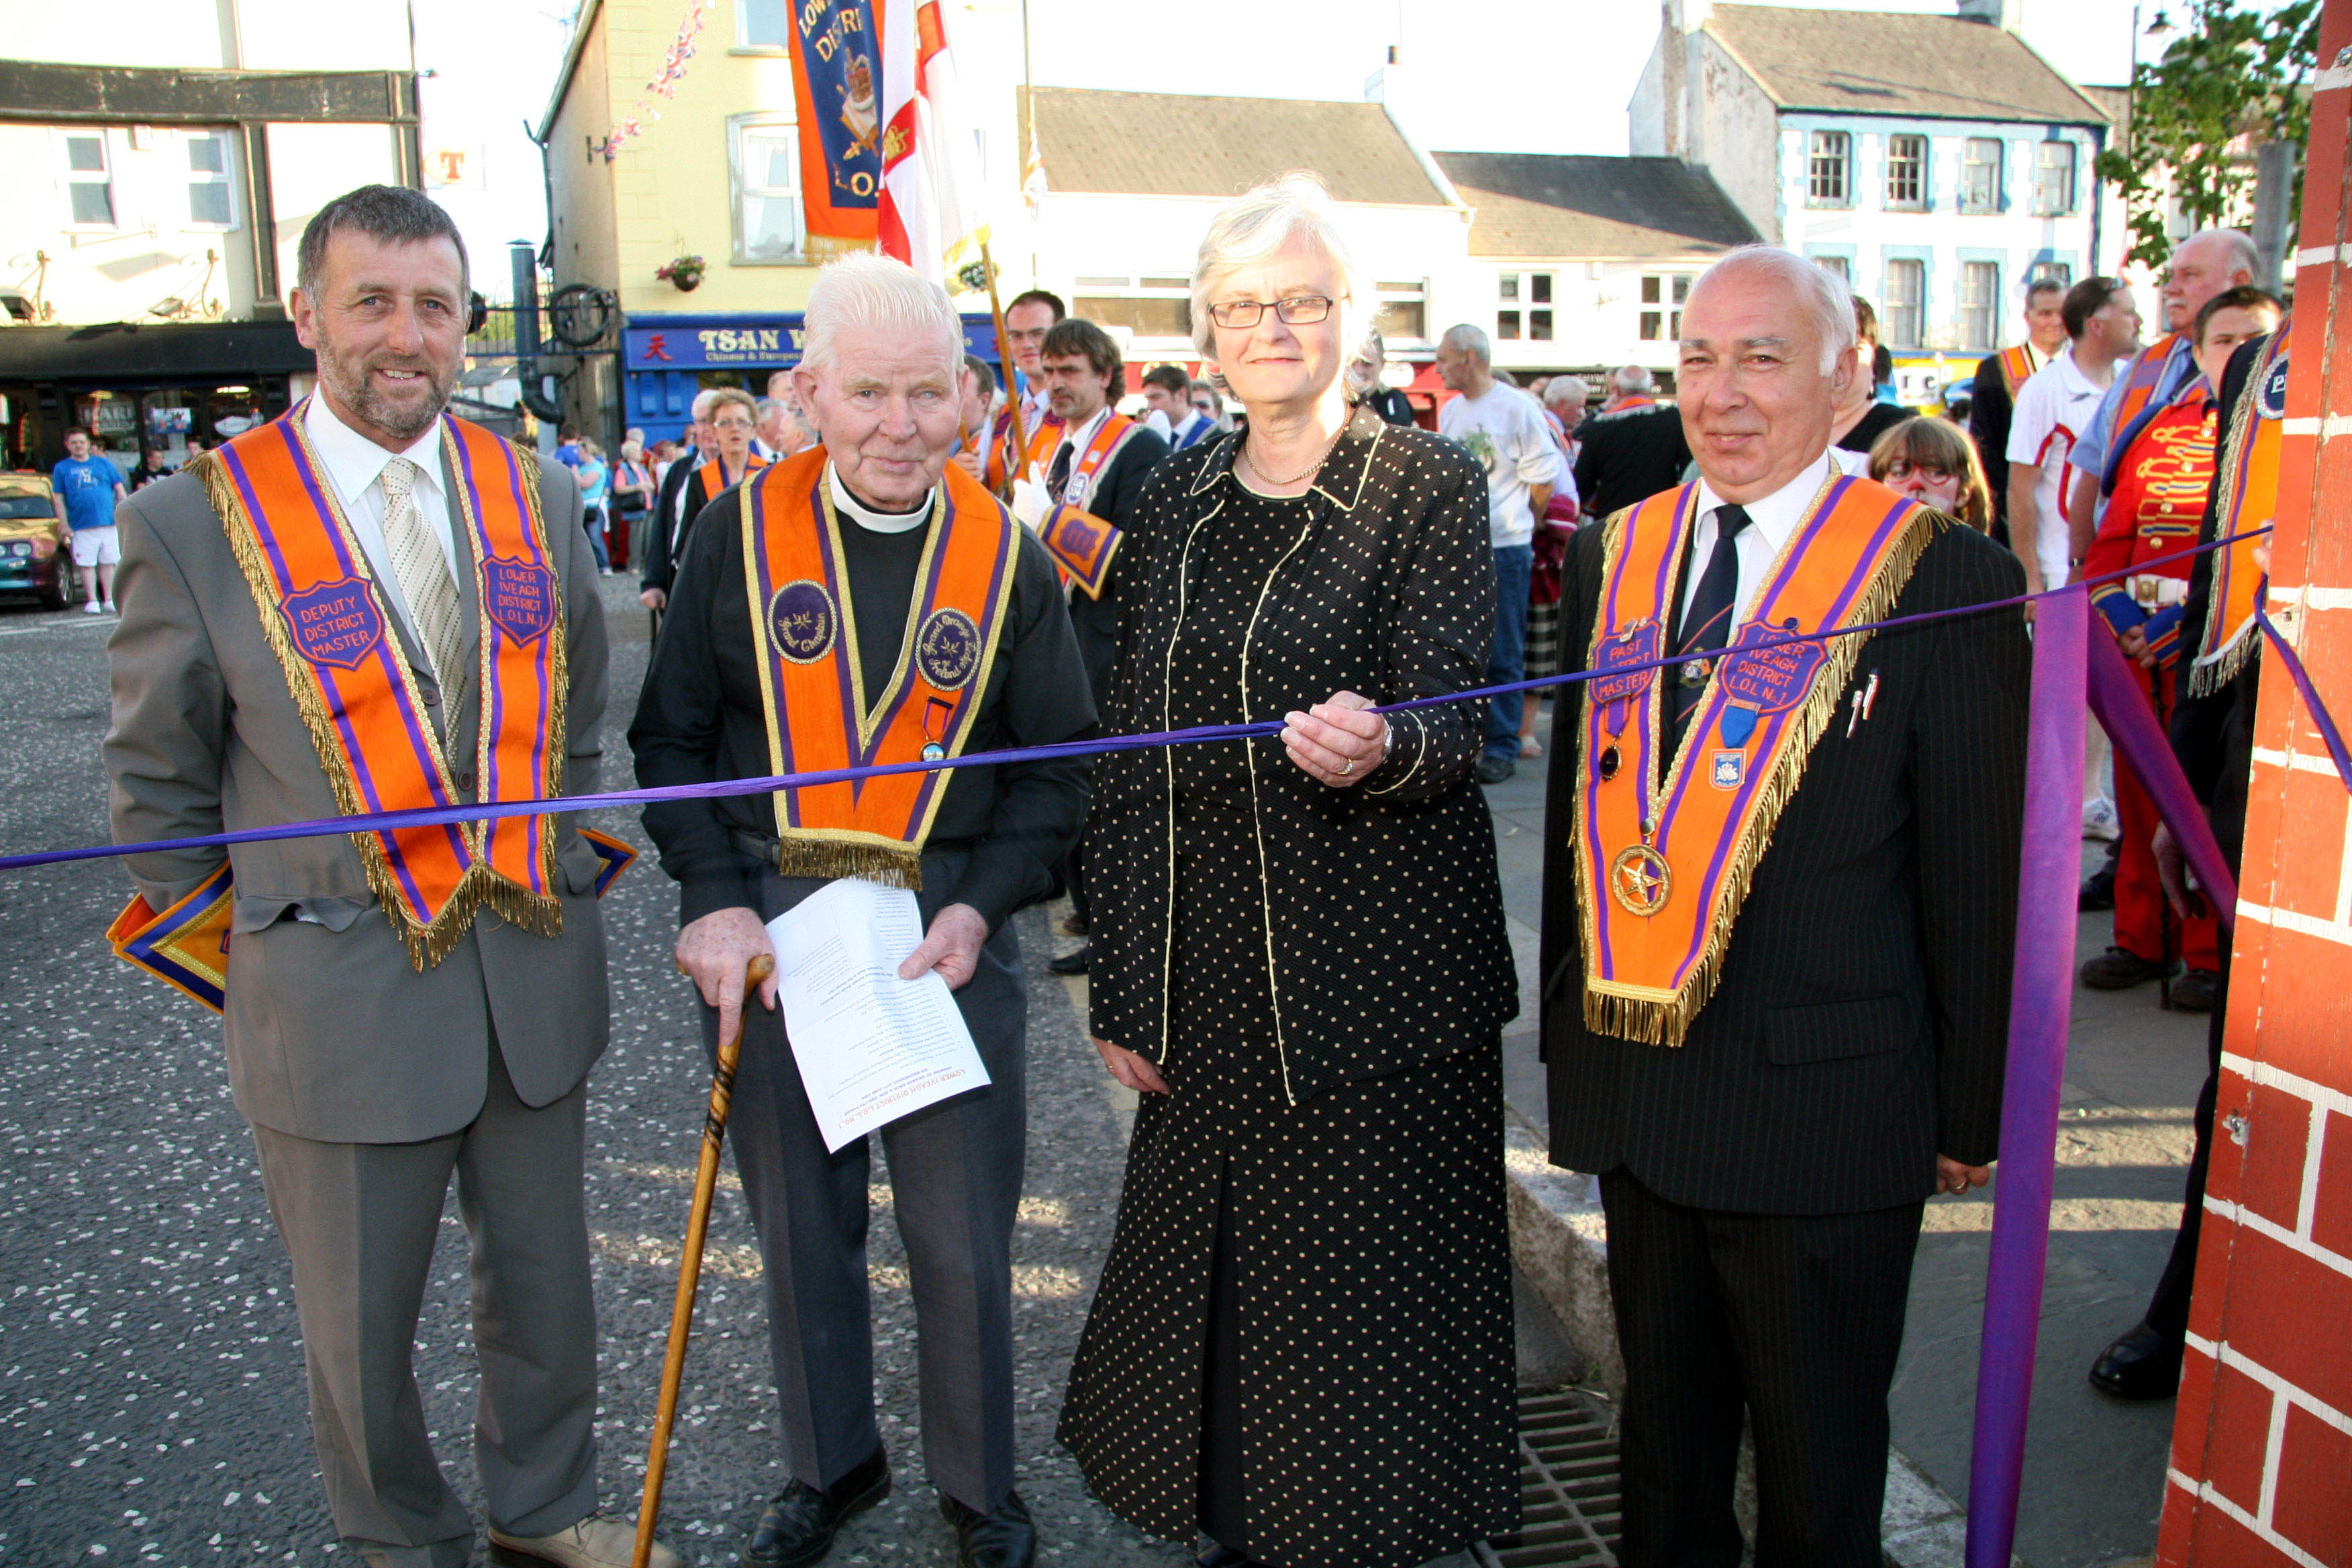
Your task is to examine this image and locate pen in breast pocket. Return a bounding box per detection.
[1845,669,1881,737]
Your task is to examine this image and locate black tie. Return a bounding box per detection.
[1669,503,1751,754]
[1046,440,1073,499]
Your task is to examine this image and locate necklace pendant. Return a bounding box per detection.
[921,742,946,762]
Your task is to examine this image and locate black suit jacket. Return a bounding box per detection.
[1540,501,2031,1214]
[1573,405,1692,519]
[1067,424,1171,704]
[1970,355,2017,541]
[640,450,705,598]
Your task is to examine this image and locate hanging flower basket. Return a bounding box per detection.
[656,255,705,292]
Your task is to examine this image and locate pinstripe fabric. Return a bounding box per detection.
[1600,1171,1924,1568]
[1540,514,2031,1214]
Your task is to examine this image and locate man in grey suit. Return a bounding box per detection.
[629,252,1092,1568]
[103,186,675,1568]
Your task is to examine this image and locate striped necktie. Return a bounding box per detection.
[379,456,467,689]
[1668,502,1751,756]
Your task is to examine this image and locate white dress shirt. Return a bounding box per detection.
[301,395,460,650]
[1680,447,1835,638]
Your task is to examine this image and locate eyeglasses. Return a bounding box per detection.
[711,418,754,431]
[1883,460,1955,483]
[1207,295,1336,330]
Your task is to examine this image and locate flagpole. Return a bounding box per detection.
[981,238,1030,496]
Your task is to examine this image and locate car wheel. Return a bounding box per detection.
[44,559,72,611]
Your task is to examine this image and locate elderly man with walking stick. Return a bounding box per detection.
[628,250,1092,1568]
[101,185,671,1568]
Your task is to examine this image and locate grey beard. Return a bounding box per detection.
[320,351,452,442]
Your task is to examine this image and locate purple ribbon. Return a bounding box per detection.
[2259,600,2352,781]
[2084,627,2239,926]
[1967,585,2088,1568]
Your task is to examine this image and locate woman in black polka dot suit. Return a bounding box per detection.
[1057,175,1522,1568]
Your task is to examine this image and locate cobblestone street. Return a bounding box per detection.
[0,582,1202,1567]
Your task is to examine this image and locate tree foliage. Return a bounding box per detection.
[2093,0,2321,271]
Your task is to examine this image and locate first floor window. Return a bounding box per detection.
[1498,309,1522,340]
[187,132,235,228]
[62,132,114,228]
[1808,130,1851,205]
[1885,134,1927,210]
[1815,254,1851,282]
[1961,138,2003,213]
[731,115,801,261]
[2033,140,2077,216]
[739,0,791,46]
[1883,259,1925,348]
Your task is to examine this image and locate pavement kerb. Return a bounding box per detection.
[1500,1110,1990,1568]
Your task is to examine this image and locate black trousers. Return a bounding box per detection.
[1600,1170,1924,1568]
[2147,942,2230,1341]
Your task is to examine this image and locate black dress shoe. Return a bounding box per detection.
[2081,946,2168,990]
[1059,913,1089,937]
[939,1490,1036,1568]
[1195,1547,1271,1568]
[740,1447,890,1567]
[2090,1321,2185,1400]
[2171,967,2220,1013]
[2079,863,2116,910]
[1474,754,1516,785]
[1047,944,1091,976]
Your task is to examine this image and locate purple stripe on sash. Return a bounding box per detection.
[746,475,801,830]
[1669,493,1914,969]
[1587,486,1690,979]
[1965,585,2088,1568]
[450,424,550,895]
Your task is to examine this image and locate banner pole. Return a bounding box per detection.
[1965,584,2089,1568]
[980,238,1028,497]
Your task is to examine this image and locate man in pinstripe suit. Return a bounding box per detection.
[1540,247,2030,1568]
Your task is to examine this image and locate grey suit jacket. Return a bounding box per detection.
[103,438,612,1145]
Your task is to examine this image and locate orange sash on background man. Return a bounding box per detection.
[2100,332,2190,496]
[1575,474,1940,1045]
[154,404,575,969]
[1034,411,1140,597]
[985,402,1062,495]
[738,446,1018,889]
[2192,320,2290,695]
[1994,342,2042,399]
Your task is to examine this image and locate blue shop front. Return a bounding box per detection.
[622,311,1003,438]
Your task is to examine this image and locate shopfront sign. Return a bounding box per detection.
[623,313,1000,373]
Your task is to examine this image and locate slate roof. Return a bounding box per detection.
[1703,4,2110,125]
[1028,87,1451,205]
[1431,152,1760,260]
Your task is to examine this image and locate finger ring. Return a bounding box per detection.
[1339,757,1353,776]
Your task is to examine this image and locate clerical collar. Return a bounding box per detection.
[828,463,932,535]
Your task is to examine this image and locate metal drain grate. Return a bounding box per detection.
[1473,1388,1623,1567]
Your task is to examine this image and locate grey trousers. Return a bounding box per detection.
[250,1045,599,1567]
[718,863,1028,1512]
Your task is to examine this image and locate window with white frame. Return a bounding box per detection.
[1638,274,1690,341]
[2032,141,2077,217]
[60,132,115,228]
[1885,134,1927,211]
[187,132,236,228]
[1498,273,1520,339]
[1808,130,1851,206]
[1961,138,2003,213]
[2030,259,2072,287]
[1883,259,1925,348]
[730,114,802,261]
[1071,276,1191,338]
[738,0,791,47]
[1814,254,1851,283]
[1528,272,1553,342]
[1958,261,1998,350]
[1375,279,1426,343]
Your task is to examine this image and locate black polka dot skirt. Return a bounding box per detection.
[1059,803,1519,1568]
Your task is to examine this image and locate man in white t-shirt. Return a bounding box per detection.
[1436,322,1569,784]
[2006,276,2141,597]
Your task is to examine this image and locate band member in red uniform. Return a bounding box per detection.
[2080,285,2281,1010]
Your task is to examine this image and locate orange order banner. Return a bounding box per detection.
[789,0,883,256]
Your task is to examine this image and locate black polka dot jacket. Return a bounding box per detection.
[1085,409,1520,1104]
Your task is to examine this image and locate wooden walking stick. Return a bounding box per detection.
[980,239,1030,499]
[633,950,777,1568]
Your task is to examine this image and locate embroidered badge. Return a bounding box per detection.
[1710,750,1745,791]
[916,607,983,690]
[768,579,838,664]
[1714,626,1827,748]
[481,558,558,645]
[1592,620,1661,738]
[2259,352,2290,420]
[280,578,384,671]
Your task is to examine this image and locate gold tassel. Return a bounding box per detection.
[773,838,926,890]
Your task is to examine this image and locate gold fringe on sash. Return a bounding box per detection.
[197,439,567,971]
[773,836,926,891]
[2187,359,2275,699]
[1580,504,1949,1047]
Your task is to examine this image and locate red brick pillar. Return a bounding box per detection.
[2155,7,2352,1564]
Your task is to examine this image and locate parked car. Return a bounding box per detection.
[0,474,74,609]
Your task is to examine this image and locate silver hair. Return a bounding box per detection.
[1612,364,1655,396]
[1189,173,1375,366]
[1685,245,1857,373]
[1439,322,1491,364]
[1545,375,1591,409]
[754,397,785,419]
[2179,226,2261,281]
[799,251,964,379]
[689,387,722,420]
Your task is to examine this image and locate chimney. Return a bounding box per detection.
[1955,0,2024,28]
